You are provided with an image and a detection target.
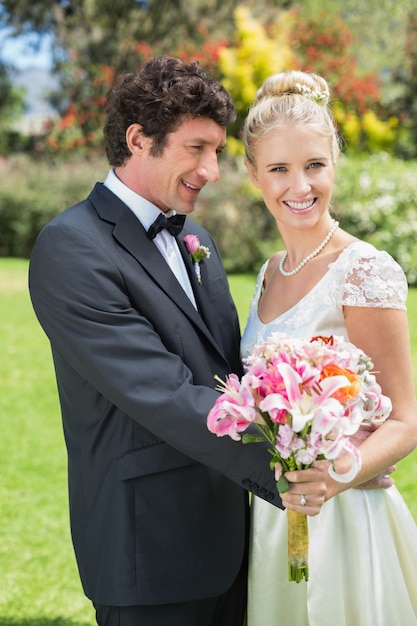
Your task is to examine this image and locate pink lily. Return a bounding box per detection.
[260,362,352,432]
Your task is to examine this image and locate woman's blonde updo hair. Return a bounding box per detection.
[243,70,341,166]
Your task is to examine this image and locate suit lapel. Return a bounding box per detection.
[176,236,224,347]
[90,183,227,360]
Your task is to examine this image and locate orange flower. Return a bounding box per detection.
[320,364,361,403]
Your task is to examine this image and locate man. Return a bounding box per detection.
[29,56,327,625]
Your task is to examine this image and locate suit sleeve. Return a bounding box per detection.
[29,216,282,508]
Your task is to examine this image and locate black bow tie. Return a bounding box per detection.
[147,213,186,240]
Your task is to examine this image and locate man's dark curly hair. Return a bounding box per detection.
[104,56,237,167]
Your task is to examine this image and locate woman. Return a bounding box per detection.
[241,70,417,625]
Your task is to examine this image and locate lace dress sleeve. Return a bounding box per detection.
[340,245,407,310]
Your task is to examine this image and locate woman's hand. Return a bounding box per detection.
[279,467,327,516]
[277,423,397,516]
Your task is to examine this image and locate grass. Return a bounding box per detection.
[0,259,96,625]
[1,259,416,624]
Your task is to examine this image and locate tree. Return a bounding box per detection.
[218,6,293,143]
[390,7,417,158]
[287,5,398,153]
[0,0,289,75]
[2,0,409,157]
[293,0,411,80]
[0,63,25,153]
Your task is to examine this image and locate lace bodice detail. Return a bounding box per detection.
[241,241,407,357]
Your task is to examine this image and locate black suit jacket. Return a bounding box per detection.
[29,182,282,606]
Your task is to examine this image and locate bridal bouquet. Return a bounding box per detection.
[207,332,392,582]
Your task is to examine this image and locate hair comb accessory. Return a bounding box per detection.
[293,82,329,103]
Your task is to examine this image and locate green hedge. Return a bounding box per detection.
[1,152,416,285]
[0,155,108,258]
[332,153,417,285]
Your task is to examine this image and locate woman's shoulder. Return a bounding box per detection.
[340,239,386,258]
[252,259,270,296]
[263,252,280,283]
[337,240,404,275]
[335,240,408,309]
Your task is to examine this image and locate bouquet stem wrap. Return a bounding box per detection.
[287,509,309,583]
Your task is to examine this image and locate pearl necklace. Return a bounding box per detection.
[279,219,339,277]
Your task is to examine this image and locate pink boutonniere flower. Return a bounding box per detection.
[183,234,211,285]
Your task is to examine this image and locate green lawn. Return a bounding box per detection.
[1,259,416,624]
[0,259,95,626]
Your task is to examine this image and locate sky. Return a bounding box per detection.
[1,30,57,129]
[0,30,53,70]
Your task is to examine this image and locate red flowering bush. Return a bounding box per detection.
[39,62,116,155]
[289,9,381,116]
[37,31,227,156]
[288,8,396,152]
[36,8,399,156]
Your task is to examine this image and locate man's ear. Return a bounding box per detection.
[126,123,150,155]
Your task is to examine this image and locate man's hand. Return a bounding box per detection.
[354,465,396,490]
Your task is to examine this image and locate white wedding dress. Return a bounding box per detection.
[241,242,417,626]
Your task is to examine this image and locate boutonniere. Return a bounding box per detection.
[183,234,211,285]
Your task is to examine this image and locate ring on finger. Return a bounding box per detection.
[300,494,306,506]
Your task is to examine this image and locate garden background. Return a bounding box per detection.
[1,0,417,624]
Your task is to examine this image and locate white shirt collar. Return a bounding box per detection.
[103,169,175,231]
[103,170,196,308]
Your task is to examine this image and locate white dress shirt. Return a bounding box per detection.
[104,169,197,308]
